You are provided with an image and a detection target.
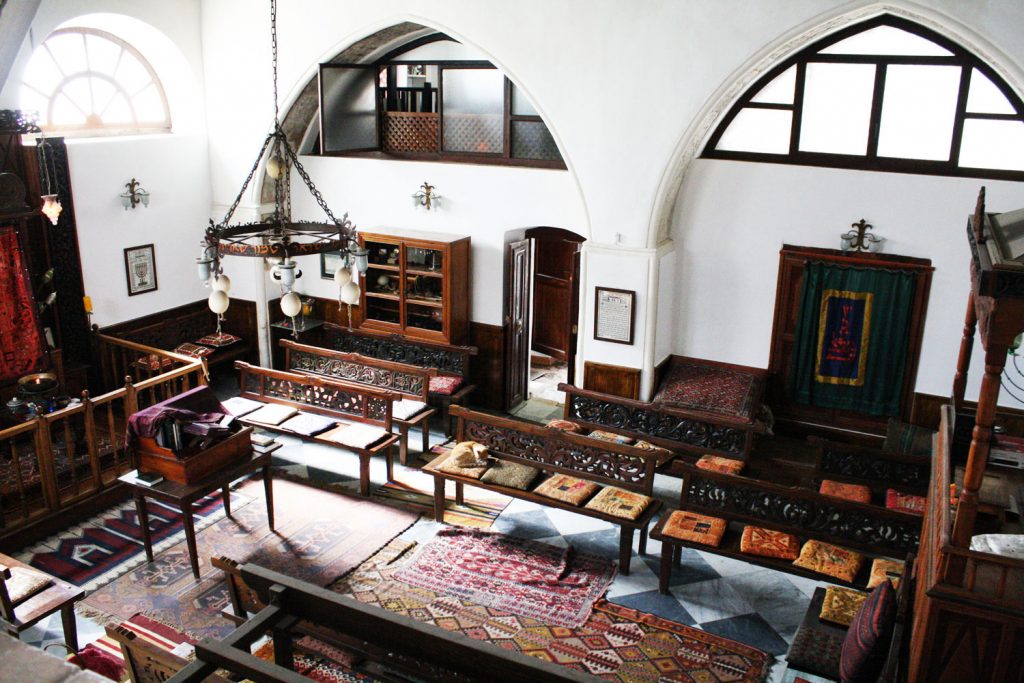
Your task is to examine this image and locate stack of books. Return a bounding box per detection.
[251,432,281,454]
[127,470,165,487]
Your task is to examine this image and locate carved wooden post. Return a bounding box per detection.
[33,416,59,512]
[951,292,977,411]
[82,390,102,489]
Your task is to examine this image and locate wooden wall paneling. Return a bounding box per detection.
[469,322,504,411]
[912,392,1024,435]
[582,361,641,400]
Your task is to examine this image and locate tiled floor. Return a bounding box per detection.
[17,423,820,681]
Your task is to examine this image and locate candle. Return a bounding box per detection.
[83,295,93,314]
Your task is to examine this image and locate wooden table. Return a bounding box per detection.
[120,451,274,580]
[0,552,85,651]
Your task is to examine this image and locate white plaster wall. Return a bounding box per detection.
[655,248,676,368]
[673,158,1024,406]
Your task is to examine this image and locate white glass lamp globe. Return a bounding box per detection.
[212,273,231,293]
[281,291,302,317]
[340,281,361,305]
[208,290,230,314]
[334,266,352,286]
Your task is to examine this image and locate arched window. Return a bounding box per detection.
[703,16,1024,179]
[20,27,171,135]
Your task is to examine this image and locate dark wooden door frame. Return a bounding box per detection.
[504,238,531,410]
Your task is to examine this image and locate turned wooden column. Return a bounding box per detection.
[951,291,977,411]
[951,345,1007,549]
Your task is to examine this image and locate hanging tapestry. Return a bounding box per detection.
[789,261,916,416]
[0,225,47,382]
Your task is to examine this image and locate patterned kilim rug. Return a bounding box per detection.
[81,477,419,640]
[371,468,510,529]
[394,528,615,628]
[653,357,761,421]
[22,491,250,591]
[333,538,773,682]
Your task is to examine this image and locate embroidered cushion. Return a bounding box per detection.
[432,451,489,479]
[885,488,926,515]
[661,510,727,547]
[195,331,240,347]
[5,567,53,606]
[173,342,213,359]
[633,439,675,465]
[136,353,173,372]
[450,441,489,467]
[696,454,745,475]
[583,487,652,520]
[278,412,337,437]
[428,375,464,396]
[867,558,906,589]
[840,580,897,683]
[546,419,583,433]
[819,479,872,504]
[533,474,600,506]
[245,403,298,426]
[820,585,869,626]
[220,396,265,417]
[391,398,429,421]
[793,540,864,583]
[318,423,389,450]
[739,525,800,560]
[884,418,934,456]
[480,460,539,490]
[587,430,634,445]
[787,625,844,680]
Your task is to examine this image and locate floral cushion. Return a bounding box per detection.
[840,581,897,683]
[885,488,926,515]
[819,479,872,504]
[696,454,745,475]
[587,430,634,445]
[820,585,869,626]
[546,419,583,433]
[428,375,464,396]
[480,460,539,490]
[793,540,864,583]
[533,474,600,506]
[867,558,905,589]
[583,487,652,520]
[661,510,727,547]
[739,525,800,560]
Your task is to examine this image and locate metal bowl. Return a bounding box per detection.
[18,372,59,396]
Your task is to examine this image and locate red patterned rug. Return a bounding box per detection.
[654,357,762,422]
[394,528,615,628]
[334,539,772,682]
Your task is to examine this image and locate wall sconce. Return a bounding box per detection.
[840,219,884,253]
[411,181,441,211]
[120,178,150,210]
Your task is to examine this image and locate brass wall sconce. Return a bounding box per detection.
[841,219,884,253]
[120,178,150,210]
[412,181,441,211]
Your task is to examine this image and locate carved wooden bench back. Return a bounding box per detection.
[451,405,663,496]
[320,322,476,379]
[810,437,930,493]
[235,361,397,431]
[281,339,434,401]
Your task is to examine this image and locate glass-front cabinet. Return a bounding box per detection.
[357,230,469,345]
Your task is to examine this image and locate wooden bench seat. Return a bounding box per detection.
[234,362,399,496]
[281,339,436,465]
[422,406,667,575]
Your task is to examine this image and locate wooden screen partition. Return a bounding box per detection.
[767,244,933,434]
[582,361,641,401]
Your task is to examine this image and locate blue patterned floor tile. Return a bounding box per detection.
[610,589,697,626]
[700,612,790,656]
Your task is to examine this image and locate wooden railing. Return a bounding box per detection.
[94,333,209,406]
[1,342,207,542]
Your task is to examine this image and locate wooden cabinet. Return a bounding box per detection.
[356,229,470,345]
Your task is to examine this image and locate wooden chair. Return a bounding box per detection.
[0,552,84,652]
[105,623,231,683]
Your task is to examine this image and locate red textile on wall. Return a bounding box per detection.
[0,225,47,382]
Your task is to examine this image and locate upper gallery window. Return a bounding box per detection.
[703,16,1024,179]
[21,27,171,135]
[318,36,565,168]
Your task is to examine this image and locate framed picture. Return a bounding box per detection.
[321,251,345,279]
[124,244,157,296]
[594,287,635,345]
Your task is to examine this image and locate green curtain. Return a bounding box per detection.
[789,261,917,416]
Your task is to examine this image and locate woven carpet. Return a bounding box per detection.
[24,491,249,591]
[333,538,772,682]
[371,464,510,529]
[81,477,419,640]
[395,528,615,628]
[653,357,762,422]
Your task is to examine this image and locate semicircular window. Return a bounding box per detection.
[318,35,564,169]
[703,16,1024,179]
[21,27,171,135]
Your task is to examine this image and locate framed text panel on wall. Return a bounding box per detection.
[594,287,635,345]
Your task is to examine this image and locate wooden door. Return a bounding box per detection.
[527,228,584,361]
[505,239,531,409]
[566,245,582,385]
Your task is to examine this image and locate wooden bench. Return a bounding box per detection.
[559,355,770,462]
[423,406,667,575]
[320,323,477,436]
[172,561,592,682]
[811,437,930,495]
[234,362,399,496]
[281,339,435,466]
[1,552,84,652]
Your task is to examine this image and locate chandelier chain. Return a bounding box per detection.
[271,0,279,123]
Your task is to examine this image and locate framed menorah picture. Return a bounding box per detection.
[124,244,158,296]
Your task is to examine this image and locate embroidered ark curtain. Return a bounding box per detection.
[0,225,47,382]
[789,261,916,416]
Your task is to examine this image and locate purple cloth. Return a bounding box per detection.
[127,386,227,440]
